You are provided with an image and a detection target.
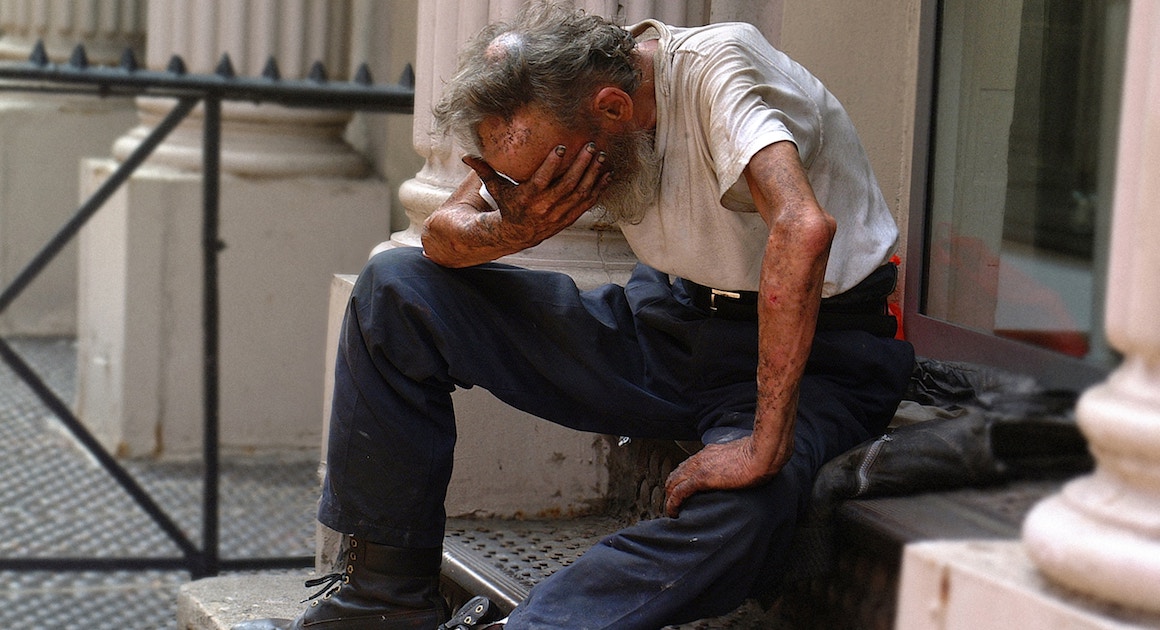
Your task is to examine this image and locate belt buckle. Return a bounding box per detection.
[709,288,742,313]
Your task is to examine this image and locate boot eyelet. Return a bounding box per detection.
[346,564,354,574]
[349,538,358,548]
[342,575,350,584]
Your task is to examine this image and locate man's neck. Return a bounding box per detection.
[631,39,659,131]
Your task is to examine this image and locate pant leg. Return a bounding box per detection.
[318,248,700,548]
[505,329,915,630]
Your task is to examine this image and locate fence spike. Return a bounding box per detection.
[119,48,139,72]
[68,44,89,69]
[308,60,328,82]
[215,53,236,78]
[28,40,49,66]
[398,63,415,89]
[353,63,373,85]
[261,57,281,80]
[166,55,187,75]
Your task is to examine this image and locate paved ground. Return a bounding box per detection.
[0,338,320,629]
[0,338,779,629]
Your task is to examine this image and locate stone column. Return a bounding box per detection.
[76,0,391,458]
[1021,0,1160,614]
[0,0,143,64]
[0,0,143,335]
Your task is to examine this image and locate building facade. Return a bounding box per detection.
[0,0,1155,626]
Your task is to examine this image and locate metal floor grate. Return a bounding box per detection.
[0,338,319,630]
[443,517,782,629]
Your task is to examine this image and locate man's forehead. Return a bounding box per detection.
[478,114,536,153]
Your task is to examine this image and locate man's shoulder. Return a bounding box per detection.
[633,19,769,51]
[670,21,770,49]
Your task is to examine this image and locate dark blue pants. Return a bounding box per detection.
[319,247,914,629]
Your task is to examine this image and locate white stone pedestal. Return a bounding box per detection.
[0,0,144,336]
[0,97,137,335]
[894,541,1160,630]
[76,160,390,458]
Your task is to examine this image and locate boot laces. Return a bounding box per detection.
[300,536,358,603]
[300,572,346,603]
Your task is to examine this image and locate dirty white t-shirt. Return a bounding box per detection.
[619,21,898,297]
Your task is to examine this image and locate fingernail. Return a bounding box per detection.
[597,151,607,163]
[586,142,597,153]
[555,145,566,157]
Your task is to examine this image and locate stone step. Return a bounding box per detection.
[177,517,777,629]
[178,573,308,630]
[178,479,1068,630]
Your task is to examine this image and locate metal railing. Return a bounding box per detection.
[0,42,414,579]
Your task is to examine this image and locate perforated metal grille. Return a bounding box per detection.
[445,517,784,629]
[0,338,318,630]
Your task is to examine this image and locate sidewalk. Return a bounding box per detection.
[0,338,320,630]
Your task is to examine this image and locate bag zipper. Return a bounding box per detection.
[855,433,893,497]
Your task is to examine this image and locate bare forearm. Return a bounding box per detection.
[750,211,834,473]
[746,140,836,475]
[660,140,835,516]
[422,204,528,267]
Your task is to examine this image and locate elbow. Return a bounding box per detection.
[419,216,458,267]
[811,208,838,256]
[775,204,836,260]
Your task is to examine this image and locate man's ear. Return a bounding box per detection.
[592,86,634,124]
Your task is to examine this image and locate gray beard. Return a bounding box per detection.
[596,128,661,225]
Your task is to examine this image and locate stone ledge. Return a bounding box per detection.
[894,540,1160,630]
[177,573,312,630]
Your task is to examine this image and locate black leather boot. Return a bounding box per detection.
[232,535,448,630]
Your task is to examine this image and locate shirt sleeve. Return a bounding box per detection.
[691,25,824,212]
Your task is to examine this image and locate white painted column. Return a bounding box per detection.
[76,0,391,458]
[0,0,143,64]
[1021,0,1160,614]
[112,0,365,177]
[0,0,143,335]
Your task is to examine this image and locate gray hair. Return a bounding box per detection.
[432,1,641,152]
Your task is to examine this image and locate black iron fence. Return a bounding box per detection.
[0,42,414,579]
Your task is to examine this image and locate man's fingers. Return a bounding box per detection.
[663,460,702,517]
[576,147,608,193]
[532,142,603,195]
[527,144,570,188]
[664,479,689,517]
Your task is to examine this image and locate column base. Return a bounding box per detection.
[1021,358,1160,616]
[76,159,390,458]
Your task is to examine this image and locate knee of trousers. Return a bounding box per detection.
[670,476,805,564]
[353,247,448,317]
[360,246,431,291]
